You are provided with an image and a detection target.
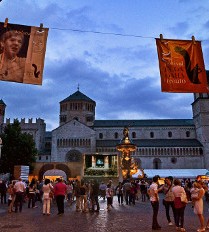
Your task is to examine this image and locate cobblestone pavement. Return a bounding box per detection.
[0,194,208,232]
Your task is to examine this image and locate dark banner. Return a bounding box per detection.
[156,38,208,93]
[0,22,48,85]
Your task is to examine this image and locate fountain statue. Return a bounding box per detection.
[116,126,140,180]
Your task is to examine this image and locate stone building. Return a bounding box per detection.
[0,79,209,180]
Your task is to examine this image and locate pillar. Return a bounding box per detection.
[104,155,109,168]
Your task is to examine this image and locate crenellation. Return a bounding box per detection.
[6,118,10,124]
[21,118,25,123]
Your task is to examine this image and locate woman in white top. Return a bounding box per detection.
[172,179,187,232]
[191,182,205,232]
[42,179,53,215]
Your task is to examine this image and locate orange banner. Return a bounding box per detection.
[156,38,208,93]
[0,22,48,85]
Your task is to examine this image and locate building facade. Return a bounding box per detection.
[0,84,209,180]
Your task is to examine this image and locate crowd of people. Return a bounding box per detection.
[148,176,209,232]
[1,176,209,231]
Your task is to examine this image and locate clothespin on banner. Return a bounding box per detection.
[160,34,163,41]
[4,18,8,28]
[38,23,44,32]
[192,35,196,44]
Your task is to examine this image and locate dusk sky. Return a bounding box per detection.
[0,1,209,131]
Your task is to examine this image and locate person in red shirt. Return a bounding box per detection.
[54,178,67,215]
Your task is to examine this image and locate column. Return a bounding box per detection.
[117,154,123,182]
[104,155,109,168]
[92,155,96,168]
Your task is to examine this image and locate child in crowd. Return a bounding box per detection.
[190,182,200,202]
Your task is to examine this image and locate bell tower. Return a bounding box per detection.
[192,71,209,168]
[0,99,6,133]
[59,88,96,127]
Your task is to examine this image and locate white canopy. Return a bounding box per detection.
[43,169,67,180]
[132,169,209,179]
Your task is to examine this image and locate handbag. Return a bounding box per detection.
[49,191,54,198]
[180,191,188,204]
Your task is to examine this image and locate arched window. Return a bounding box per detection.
[114,132,118,139]
[153,158,161,169]
[132,132,136,138]
[66,150,82,162]
[186,131,190,138]
[150,132,154,138]
[168,131,172,138]
[99,133,103,139]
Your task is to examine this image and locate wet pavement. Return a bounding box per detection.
[0,194,208,232]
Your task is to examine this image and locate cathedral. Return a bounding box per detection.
[0,81,209,180]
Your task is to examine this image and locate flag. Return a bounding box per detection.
[0,22,48,85]
[156,38,208,93]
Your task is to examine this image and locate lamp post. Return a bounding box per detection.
[0,137,2,159]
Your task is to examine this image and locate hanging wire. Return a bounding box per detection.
[50,27,155,39]
[50,27,209,43]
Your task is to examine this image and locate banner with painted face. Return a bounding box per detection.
[0,22,48,85]
[156,38,208,93]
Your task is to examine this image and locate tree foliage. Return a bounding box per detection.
[0,120,37,175]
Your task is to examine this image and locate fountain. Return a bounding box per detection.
[116,126,140,180]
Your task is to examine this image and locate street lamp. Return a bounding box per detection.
[0,137,2,159]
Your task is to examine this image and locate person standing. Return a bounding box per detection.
[140,180,147,202]
[106,183,113,211]
[99,182,107,200]
[162,176,176,226]
[191,182,205,232]
[27,179,37,209]
[66,181,73,205]
[123,179,131,205]
[172,179,187,232]
[42,179,54,215]
[0,179,7,204]
[54,178,67,215]
[7,180,16,213]
[148,175,161,230]
[79,180,88,213]
[74,180,81,212]
[115,182,123,205]
[14,177,26,213]
[90,179,100,212]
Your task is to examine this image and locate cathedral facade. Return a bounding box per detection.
[0,87,209,180]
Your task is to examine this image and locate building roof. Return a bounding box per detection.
[0,99,6,106]
[60,90,95,104]
[93,119,194,127]
[96,139,203,147]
